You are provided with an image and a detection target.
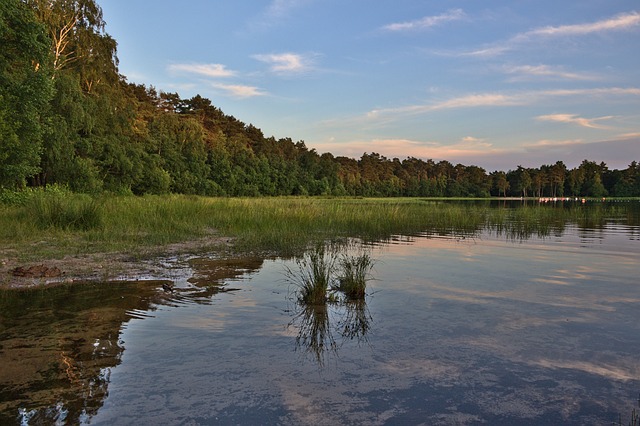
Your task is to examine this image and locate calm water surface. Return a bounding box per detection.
[1,201,639,425]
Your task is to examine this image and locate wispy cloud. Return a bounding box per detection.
[253,52,317,75]
[464,11,640,57]
[168,63,236,78]
[536,113,614,129]
[382,9,466,32]
[370,87,640,118]
[212,83,267,99]
[503,64,599,82]
[246,0,312,32]
[521,11,640,39]
[313,136,499,161]
[323,87,640,129]
[265,0,308,19]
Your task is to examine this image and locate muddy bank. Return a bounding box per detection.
[0,237,234,289]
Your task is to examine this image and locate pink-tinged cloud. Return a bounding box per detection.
[313,137,501,163]
[535,114,614,129]
[311,137,640,171]
[168,63,236,78]
[212,83,267,99]
[504,64,599,82]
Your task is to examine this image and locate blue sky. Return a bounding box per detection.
[100,1,640,171]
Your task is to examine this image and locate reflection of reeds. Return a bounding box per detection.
[292,303,336,366]
[618,393,640,426]
[339,299,372,343]
[286,243,375,366]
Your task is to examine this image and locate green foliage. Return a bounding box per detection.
[0,0,53,188]
[1,2,638,196]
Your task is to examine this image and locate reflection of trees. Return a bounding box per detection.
[0,254,270,424]
[0,281,163,424]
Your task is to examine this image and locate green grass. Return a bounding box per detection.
[1,193,638,262]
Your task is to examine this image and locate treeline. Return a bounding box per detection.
[2,0,639,197]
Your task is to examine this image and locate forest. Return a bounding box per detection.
[2,0,639,198]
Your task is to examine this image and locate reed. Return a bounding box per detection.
[336,252,374,300]
[0,194,637,262]
[285,244,337,305]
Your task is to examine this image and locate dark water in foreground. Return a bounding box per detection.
[1,201,639,425]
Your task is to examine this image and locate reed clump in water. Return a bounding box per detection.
[335,251,374,300]
[285,243,375,305]
[287,244,337,305]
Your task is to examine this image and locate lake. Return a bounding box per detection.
[1,200,639,425]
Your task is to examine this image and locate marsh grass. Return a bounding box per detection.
[1,195,637,261]
[286,242,375,366]
[28,193,104,231]
[285,244,337,305]
[336,251,374,300]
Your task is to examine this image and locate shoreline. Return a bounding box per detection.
[0,236,233,290]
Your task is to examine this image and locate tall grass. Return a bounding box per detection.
[1,195,637,261]
[285,244,337,305]
[336,251,374,300]
[28,193,104,231]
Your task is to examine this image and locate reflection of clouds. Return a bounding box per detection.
[430,283,619,311]
[171,314,228,332]
[532,359,639,381]
[379,358,461,382]
[531,277,572,286]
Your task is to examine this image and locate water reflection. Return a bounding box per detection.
[0,281,164,424]
[0,254,269,425]
[289,300,373,367]
[1,201,639,425]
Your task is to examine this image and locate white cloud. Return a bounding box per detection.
[522,11,640,38]
[383,9,466,32]
[321,87,640,131]
[253,52,316,75]
[464,11,640,57]
[212,83,267,99]
[536,114,614,129]
[503,64,599,82]
[168,63,236,78]
[366,87,640,120]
